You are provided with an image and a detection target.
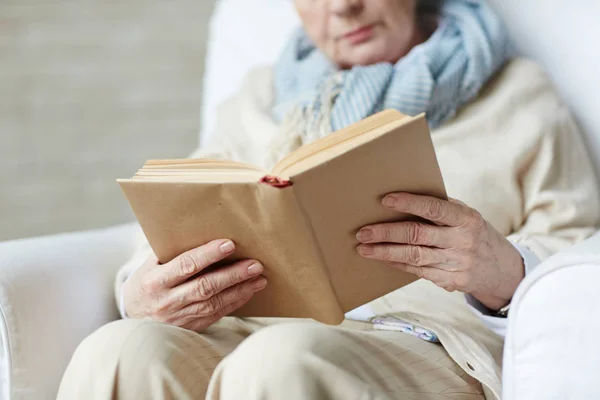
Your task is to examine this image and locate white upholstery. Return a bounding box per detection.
[489,1,600,398]
[199,0,299,146]
[0,223,139,400]
[503,233,600,400]
[1,0,599,399]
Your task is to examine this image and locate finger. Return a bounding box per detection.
[357,244,444,266]
[357,221,454,248]
[166,259,264,307]
[382,193,473,227]
[178,276,267,319]
[160,239,236,288]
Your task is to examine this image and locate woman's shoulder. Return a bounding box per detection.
[435,58,580,165]
[444,58,570,139]
[495,58,552,88]
[476,58,565,115]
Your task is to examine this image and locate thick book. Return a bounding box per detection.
[118,110,447,324]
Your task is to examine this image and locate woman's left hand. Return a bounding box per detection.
[356,192,525,311]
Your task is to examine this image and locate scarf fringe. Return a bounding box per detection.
[267,73,343,169]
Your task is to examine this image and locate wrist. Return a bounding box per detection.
[470,291,511,312]
[472,242,525,311]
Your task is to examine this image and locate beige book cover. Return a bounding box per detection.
[118,110,447,324]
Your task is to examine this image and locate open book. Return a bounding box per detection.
[118,110,447,324]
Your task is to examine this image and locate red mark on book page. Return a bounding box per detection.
[259,175,293,188]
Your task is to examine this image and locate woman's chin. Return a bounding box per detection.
[339,52,394,68]
[337,43,401,68]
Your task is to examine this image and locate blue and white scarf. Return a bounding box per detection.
[268,0,512,165]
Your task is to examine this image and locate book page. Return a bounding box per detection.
[144,158,265,172]
[122,159,266,183]
[271,110,408,177]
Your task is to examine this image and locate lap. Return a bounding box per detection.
[214,320,483,399]
[85,316,371,353]
[62,318,483,399]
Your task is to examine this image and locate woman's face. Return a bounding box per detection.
[294,0,423,68]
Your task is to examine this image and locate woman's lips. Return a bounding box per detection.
[342,24,376,45]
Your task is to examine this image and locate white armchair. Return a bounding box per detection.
[2,1,599,399]
[0,223,140,399]
[492,1,600,398]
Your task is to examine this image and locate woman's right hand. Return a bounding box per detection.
[122,239,267,332]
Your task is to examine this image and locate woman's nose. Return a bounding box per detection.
[328,0,364,17]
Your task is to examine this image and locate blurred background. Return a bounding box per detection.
[1,0,217,241]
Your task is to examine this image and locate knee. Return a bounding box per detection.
[70,319,177,369]
[218,323,341,384]
[238,322,336,358]
[59,319,196,399]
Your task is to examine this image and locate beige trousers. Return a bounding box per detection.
[57,317,484,400]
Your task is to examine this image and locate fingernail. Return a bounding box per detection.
[219,240,235,254]
[358,245,374,256]
[356,229,373,242]
[251,277,267,291]
[247,262,263,276]
[383,196,397,208]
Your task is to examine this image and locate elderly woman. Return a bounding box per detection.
[59,0,599,399]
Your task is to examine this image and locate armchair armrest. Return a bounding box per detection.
[0,223,140,400]
[503,232,600,400]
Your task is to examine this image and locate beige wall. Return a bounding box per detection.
[0,1,216,241]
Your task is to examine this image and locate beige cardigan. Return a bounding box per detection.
[116,59,600,399]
